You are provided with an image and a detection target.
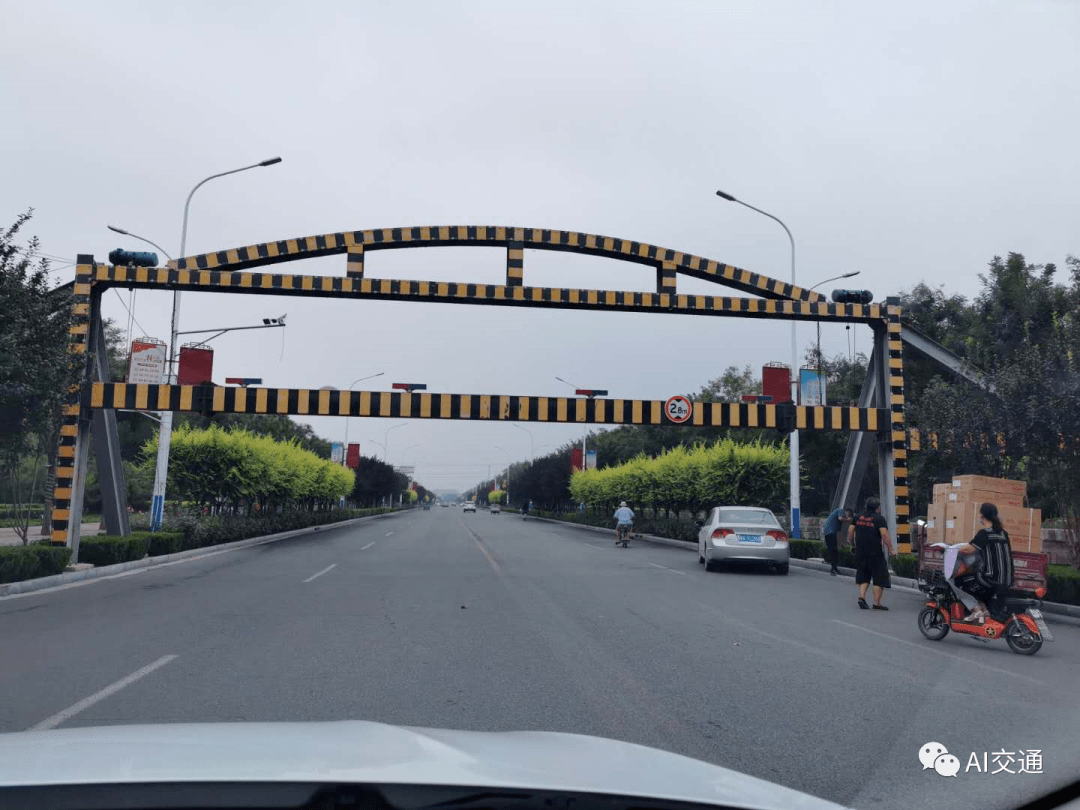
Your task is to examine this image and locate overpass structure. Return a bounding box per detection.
[53,224,911,557]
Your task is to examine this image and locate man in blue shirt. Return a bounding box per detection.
[822,506,851,576]
[613,501,635,547]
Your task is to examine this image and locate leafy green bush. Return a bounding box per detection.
[140,425,355,513]
[1047,565,1080,606]
[570,439,788,515]
[0,546,72,583]
[78,535,150,567]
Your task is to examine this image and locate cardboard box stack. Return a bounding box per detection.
[925,475,1041,552]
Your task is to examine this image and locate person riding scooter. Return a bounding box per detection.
[952,503,1015,622]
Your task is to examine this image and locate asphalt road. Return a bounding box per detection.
[2,508,1078,810]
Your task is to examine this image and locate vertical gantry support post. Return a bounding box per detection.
[872,325,895,549]
[506,241,524,287]
[832,347,879,512]
[90,311,130,537]
[51,257,97,562]
[656,260,677,295]
[883,299,910,553]
[346,246,364,278]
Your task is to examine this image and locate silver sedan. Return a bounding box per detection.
[696,506,789,575]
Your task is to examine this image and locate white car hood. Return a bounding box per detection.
[0,721,846,810]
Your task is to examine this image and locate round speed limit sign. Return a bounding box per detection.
[665,395,692,424]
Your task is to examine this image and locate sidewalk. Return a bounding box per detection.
[0,524,100,547]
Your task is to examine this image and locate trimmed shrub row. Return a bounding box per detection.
[1047,565,1080,606]
[78,535,150,567]
[0,545,73,584]
[534,510,701,544]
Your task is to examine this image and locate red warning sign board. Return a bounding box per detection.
[664,395,692,424]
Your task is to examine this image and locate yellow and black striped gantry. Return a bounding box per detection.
[53,225,909,548]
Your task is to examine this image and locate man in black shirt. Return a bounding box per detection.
[848,496,894,610]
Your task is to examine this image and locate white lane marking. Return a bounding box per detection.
[29,655,178,731]
[385,531,395,537]
[302,563,337,583]
[832,620,1045,685]
[649,562,687,576]
[361,541,376,550]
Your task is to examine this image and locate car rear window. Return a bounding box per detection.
[718,509,777,525]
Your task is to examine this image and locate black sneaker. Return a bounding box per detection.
[858,598,870,609]
[873,604,889,611]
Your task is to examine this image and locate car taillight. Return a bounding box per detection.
[711,528,733,540]
[767,530,787,542]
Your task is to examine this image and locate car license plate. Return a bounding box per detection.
[738,534,762,544]
[1028,609,1053,641]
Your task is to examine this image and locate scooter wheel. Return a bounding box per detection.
[918,606,949,641]
[1004,620,1043,655]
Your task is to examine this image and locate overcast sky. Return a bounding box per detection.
[4,1,1077,492]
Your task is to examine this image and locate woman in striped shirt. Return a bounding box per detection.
[954,502,1015,622]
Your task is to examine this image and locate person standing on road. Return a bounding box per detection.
[822,506,844,576]
[613,501,635,546]
[848,496,894,610]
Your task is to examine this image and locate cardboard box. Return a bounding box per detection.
[950,475,1027,498]
[945,488,1025,508]
[933,483,951,500]
[942,501,1042,548]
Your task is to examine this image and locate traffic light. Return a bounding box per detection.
[775,403,796,434]
[575,389,608,397]
[108,249,158,267]
[831,289,874,305]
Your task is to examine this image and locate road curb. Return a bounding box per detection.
[534,515,1080,621]
[0,511,408,599]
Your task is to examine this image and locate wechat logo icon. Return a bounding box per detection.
[919,742,959,777]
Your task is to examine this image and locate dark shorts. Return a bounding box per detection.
[856,552,890,587]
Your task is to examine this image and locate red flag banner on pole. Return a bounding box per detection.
[346,443,360,468]
[571,448,583,472]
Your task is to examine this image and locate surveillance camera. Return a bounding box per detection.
[262,318,271,325]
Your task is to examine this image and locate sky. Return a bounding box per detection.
[3,0,1078,492]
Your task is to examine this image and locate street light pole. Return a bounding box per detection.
[383,423,409,462]
[147,157,282,532]
[511,423,534,460]
[493,444,512,505]
[556,376,598,473]
[716,189,801,538]
[343,372,385,466]
[808,272,860,392]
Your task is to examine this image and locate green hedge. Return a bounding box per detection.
[142,531,185,557]
[534,510,701,544]
[1047,565,1080,606]
[78,535,150,567]
[0,546,72,583]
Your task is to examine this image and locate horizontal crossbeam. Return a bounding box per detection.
[87,383,888,432]
[166,225,828,303]
[86,265,884,324]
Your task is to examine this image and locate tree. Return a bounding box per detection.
[0,210,79,543]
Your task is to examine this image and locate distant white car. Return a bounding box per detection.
[490,504,501,514]
[697,506,789,575]
[463,502,477,513]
